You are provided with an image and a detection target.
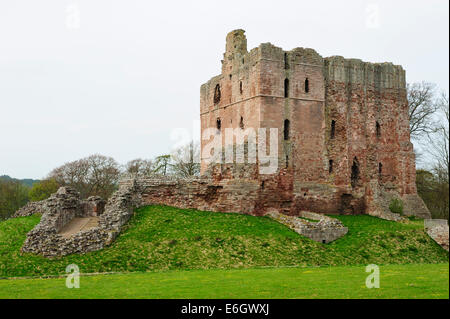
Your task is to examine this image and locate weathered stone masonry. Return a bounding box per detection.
[14,30,435,257]
[18,183,141,257]
[200,29,430,219]
[17,176,348,257]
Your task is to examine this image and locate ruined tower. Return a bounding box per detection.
[200,30,430,218]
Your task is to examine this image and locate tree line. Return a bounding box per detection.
[0,142,200,220]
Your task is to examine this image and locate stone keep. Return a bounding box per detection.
[199,29,430,219]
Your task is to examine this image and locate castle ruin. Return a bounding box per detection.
[15,30,434,257]
[199,29,430,219]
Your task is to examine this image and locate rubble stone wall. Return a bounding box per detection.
[199,30,430,220]
[425,219,449,251]
[20,183,140,257]
[265,210,348,244]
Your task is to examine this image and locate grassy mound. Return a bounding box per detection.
[0,205,448,277]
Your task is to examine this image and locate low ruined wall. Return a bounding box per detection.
[13,201,46,218]
[266,210,348,244]
[425,219,449,251]
[16,174,434,257]
[125,173,426,220]
[21,183,141,257]
[365,182,430,221]
[13,191,106,220]
[127,175,356,217]
[124,176,348,244]
[124,177,261,215]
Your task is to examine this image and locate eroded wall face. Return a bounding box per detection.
[199,30,429,218]
[200,30,261,173]
[323,57,424,216]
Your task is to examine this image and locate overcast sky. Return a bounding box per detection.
[0,0,448,179]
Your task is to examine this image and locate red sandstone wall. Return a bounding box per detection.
[200,30,261,172]
[197,30,429,218]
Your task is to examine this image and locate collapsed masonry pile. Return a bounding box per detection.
[266,210,348,244]
[19,183,141,257]
[425,219,449,251]
[13,189,106,219]
[13,201,46,218]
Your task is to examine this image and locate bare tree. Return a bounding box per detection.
[124,159,154,177]
[171,141,200,178]
[407,82,439,139]
[153,155,172,176]
[428,92,449,183]
[48,154,120,199]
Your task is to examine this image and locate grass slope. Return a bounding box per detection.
[0,264,448,299]
[0,205,448,278]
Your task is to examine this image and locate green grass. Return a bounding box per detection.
[0,264,448,299]
[0,205,448,278]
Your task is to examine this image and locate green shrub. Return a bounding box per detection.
[389,198,404,215]
[29,179,59,202]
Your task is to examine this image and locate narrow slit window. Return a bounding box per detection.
[284,52,289,69]
[305,78,310,93]
[284,119,290,140]
[284,78,289,98]
[239,81,243,94]
[331,120,336,139]
[329,160,334,174]
[216,118,221,131]
[239,116,244,130]
[378,163,383,175]
[214,84,221,104]
[285,155,289,168]
[351,157,360,188]
[376,121,381,138]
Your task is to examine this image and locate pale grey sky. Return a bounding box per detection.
[0,0,448,179]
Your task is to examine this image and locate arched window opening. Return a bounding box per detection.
[213,84,221,104]
[216,118,221,132]
[284,78,289,98]
[229,74,232,80]
[239,81,243,94]
[351,157,360,188]
[331,120,336,139]
[239,116,244,130]
[284,119,290,140]
[329,160,334,174]
[376,121,381,138]
[305,78,310,93]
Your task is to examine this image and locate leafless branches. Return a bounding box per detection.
[48,154,121,199]
[170,141,200,178]
[427,92,449,183]
[407,81,439,139]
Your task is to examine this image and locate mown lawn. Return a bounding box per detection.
[0,264,448,299]
[0,205,448,278]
